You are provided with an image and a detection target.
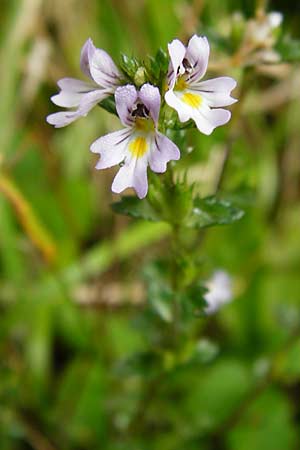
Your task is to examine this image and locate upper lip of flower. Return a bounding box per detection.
[46,38,122,128]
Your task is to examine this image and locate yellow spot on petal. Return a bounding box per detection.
[135,118,155,132]
[174,76,187,91]
[181,92,202,108]
[129,136,148,158]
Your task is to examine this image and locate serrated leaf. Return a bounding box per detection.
[187,196,244,229]
[111,196,161,221]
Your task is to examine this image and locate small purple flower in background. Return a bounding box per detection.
[47,38,121,128]
[165,35,237,135]
[91,83,180,199]
[204,270,233,314]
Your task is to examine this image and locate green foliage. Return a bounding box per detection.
[112,195,161,222]
[187,196,245,229]
[112,192,244,230]
[120,53,139,77]
[276,36,300,61]
[227,389,297,450]
[1,1,300,450]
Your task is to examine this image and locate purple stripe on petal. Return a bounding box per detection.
[115,85,138,127]
[80,38,93,78]
[47,89,106,127]
[46,111,78,128]
[89,46,121,88]
[149,132,180,173]
[186,35,210,83]
[193,76,237,93]
[91,129,131,169]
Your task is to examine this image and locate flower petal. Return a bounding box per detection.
[51,90,84,108]
[51,78,98,107]
[149,132,180,173]
[80,38,93,78]
[165,89,191,122]
[46,111,78,128]
[88,43,120,88]
[139,83,161,124]
[193,106,231,135]
[186,35,210,82]
[190,76,237,107]
[115,84,138,127]
[57,77,95,92]
[47,89,106,128]
[90,129,131,169]
[167,39,186,87]
[76,89,107,115]
[112,157,148,199]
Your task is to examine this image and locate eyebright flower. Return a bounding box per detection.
[165,35,237,135]
[204,270,233,315]
[47,38,121,128]
[90,83,180,199]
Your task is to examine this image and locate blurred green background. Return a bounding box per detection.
[1,0,300,449]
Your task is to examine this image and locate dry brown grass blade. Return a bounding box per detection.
[0,173,57,264]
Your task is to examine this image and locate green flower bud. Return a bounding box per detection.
[134,67,147,87]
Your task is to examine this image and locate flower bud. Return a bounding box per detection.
[134,67,147,87]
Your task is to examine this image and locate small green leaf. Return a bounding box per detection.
[119,53,141,80]
[111,196,161,221]
[187,195,244,229]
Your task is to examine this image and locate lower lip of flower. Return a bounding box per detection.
[174,76,202,108]
[181,92,202,108]
[129,136,148,158]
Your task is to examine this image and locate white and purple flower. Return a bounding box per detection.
[90,83,180,199]
[47,38,122,128]
[165,35,237,135]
